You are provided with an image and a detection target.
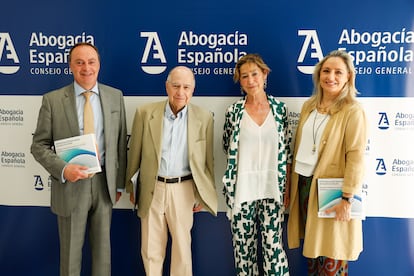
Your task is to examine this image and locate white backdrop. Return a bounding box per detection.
[2,95,414,218]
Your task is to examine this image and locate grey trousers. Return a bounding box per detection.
[57,172,112,276]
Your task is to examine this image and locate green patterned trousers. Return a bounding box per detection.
[230,199,289,276]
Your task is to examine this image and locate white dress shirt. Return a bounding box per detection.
[158,103,191,178]
[74,81,105,166]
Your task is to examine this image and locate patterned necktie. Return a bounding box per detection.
[82,91,95,134]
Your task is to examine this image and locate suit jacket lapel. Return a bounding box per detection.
[99,86,111,148]
[62,85,80,136]
[187,104,200,158]
[149,102,165,163]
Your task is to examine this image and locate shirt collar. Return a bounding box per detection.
[165,101,188,120]
[74,81,99,97]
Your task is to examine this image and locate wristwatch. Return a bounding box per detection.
[341,196,354,204]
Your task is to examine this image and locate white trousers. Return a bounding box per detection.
[141,179,196,276]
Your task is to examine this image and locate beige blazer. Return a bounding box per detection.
[287,99,367,261]
[126,100,217,218]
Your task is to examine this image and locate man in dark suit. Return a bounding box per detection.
[126,66,218,276]
[31,42,127,276]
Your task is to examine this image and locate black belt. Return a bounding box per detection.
[157,174,193,183]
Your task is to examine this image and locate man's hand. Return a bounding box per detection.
[193,203,203,212]
[129,193,135,205]
[63,164,89,182]
[116,191,122,202]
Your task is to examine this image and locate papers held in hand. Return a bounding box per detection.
[317,178,365,219]
[54,134,102,174]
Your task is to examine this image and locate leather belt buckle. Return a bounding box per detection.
[157,174,193,184]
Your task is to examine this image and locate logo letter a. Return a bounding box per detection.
[297,30,323,74]
[140,32,167,74]
[0,33,20,74]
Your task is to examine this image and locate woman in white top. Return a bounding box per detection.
[222,54,292,276]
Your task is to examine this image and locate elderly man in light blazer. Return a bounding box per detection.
[126,66,218,276]
[31,42,127,276]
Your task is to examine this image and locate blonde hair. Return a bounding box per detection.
[308,50,359,113]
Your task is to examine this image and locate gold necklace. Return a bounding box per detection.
[312,110,328,154]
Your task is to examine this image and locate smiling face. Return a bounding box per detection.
[319,56,350,98]
[165,66,195,114]
[239,62,268,96]
[69,44,100,90]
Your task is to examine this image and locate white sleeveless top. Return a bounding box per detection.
[234,111,280,210]
[295,109,330,176]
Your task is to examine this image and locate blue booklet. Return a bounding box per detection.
[54,134,101,174]
[317,178,365,219]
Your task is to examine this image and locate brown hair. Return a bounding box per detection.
[233,53,271,83]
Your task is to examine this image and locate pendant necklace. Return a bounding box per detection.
[312,110,328,154]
